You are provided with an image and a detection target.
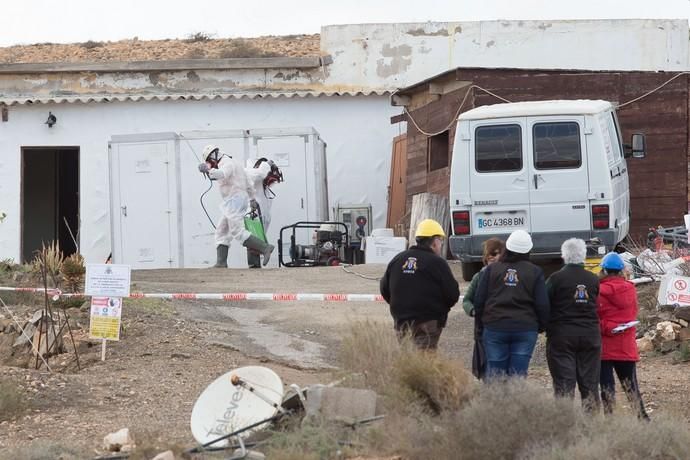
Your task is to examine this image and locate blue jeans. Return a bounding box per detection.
[482,328,538,378]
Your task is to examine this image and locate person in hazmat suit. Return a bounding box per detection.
[198,145,274,268]
[244,158,284,268]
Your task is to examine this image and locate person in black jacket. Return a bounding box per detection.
[546,238,601,412]
[380,219,460,350]
[474,230,549,377]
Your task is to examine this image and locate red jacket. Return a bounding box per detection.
[597,276,639,361]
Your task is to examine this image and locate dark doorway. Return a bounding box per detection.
[21,147,80,263]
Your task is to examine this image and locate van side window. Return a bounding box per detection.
[475,124,522,173]
[533,122,581,170]
[609,113,623,160]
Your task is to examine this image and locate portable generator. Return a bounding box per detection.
[278,221,350,267]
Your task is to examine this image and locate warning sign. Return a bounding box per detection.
[660,275,690,307]
[89,297,122,341]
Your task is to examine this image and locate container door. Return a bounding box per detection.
[256,136,310,263]
[469,120,530,236]
[112,141,178,269]
[527,117,590,242]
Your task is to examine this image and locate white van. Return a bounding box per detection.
[449,100,646,281]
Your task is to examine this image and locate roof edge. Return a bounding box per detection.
[0,55,332,74]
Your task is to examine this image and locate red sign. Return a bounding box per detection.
[675,279,688,291]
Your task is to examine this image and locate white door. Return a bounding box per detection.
[255,137,310,264]
[469,120,531,236]
[527,117,590,235]
[114,142,177,268]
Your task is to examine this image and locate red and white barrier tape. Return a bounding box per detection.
[0,287,385,302]
[0,276,655,302]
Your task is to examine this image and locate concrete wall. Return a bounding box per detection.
[322,19,690,89]
[0,96,400,263]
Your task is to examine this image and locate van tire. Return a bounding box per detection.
[461,262,482,282]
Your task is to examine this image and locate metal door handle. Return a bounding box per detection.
[533,174,539,189]
[121,206,127,217]
[301,198,304,209]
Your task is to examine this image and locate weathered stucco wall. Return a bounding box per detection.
[0,96,400,263]
[322,19,689,89]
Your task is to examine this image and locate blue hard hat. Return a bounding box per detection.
[600,252,625,270]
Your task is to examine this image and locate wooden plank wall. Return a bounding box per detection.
[402,69,689,238]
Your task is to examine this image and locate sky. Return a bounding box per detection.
[3,0,690,46]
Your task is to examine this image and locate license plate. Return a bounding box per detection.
[476,213,526,230]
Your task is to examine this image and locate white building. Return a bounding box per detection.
[0,19,687,265]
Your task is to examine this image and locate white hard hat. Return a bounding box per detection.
[505,230,533,254]
[202,144,220,162]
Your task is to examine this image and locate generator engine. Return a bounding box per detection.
[279,222,350,267]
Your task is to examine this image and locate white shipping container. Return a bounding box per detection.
[108,127,328,269]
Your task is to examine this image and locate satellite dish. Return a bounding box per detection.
[190,366,284,446]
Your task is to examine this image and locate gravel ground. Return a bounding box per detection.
[0,263,688,457]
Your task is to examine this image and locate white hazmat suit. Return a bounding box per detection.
[245,160,273,230]
[210,156,254,246]
[244,160,272,268]
[200,146,274,268]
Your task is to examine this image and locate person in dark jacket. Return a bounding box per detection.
[597,252,650,420]
[546,238,601,412]
[463,238,504,379]
[380,219,460,350]
[474,230,549,377]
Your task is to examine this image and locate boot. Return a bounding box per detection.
[213,244,229,268]
[247,250,261,269]
[243,236,274,266]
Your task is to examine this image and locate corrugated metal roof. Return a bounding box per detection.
[0,89,390,106]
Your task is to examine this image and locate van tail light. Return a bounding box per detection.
[592,205,610,229]
[453,211,471,235]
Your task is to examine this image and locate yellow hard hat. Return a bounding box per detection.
[415,219,446,238]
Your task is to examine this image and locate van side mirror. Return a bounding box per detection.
[629,133,646,159]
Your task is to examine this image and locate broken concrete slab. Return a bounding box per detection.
[678,328,690,342]
[656,321,680,342]
[304,386,377,422]
[637,336,655,353]
[12,322,36,347]
[103,428,135,452]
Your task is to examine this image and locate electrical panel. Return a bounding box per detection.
[335,204,372,246]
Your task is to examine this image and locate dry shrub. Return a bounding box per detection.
[185,31,214,43]
[0,441,88,460]
[445,380,585,459]
[60,253,85,293]
[265,418,352,460]
[219,39,281,58]
[0,379,26,421]
[32,241,64,288]
[527,414,690,460]
[80,40,103,49]
[358,379,585,459]
[339,321,475,415]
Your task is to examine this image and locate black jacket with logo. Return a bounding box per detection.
[545,264,600,337]
[474,260,550,332]
[380,245,460,327]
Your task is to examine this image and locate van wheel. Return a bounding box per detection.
[461,262,482,282]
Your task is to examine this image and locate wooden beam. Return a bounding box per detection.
[390,113,407,124]
[391,94,412,106]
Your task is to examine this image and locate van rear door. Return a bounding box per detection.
[526,117,590,243]
[469,120,530,236]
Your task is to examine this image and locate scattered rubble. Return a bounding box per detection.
[103,427,135,452]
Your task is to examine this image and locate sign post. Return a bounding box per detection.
[85,264,131,361]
